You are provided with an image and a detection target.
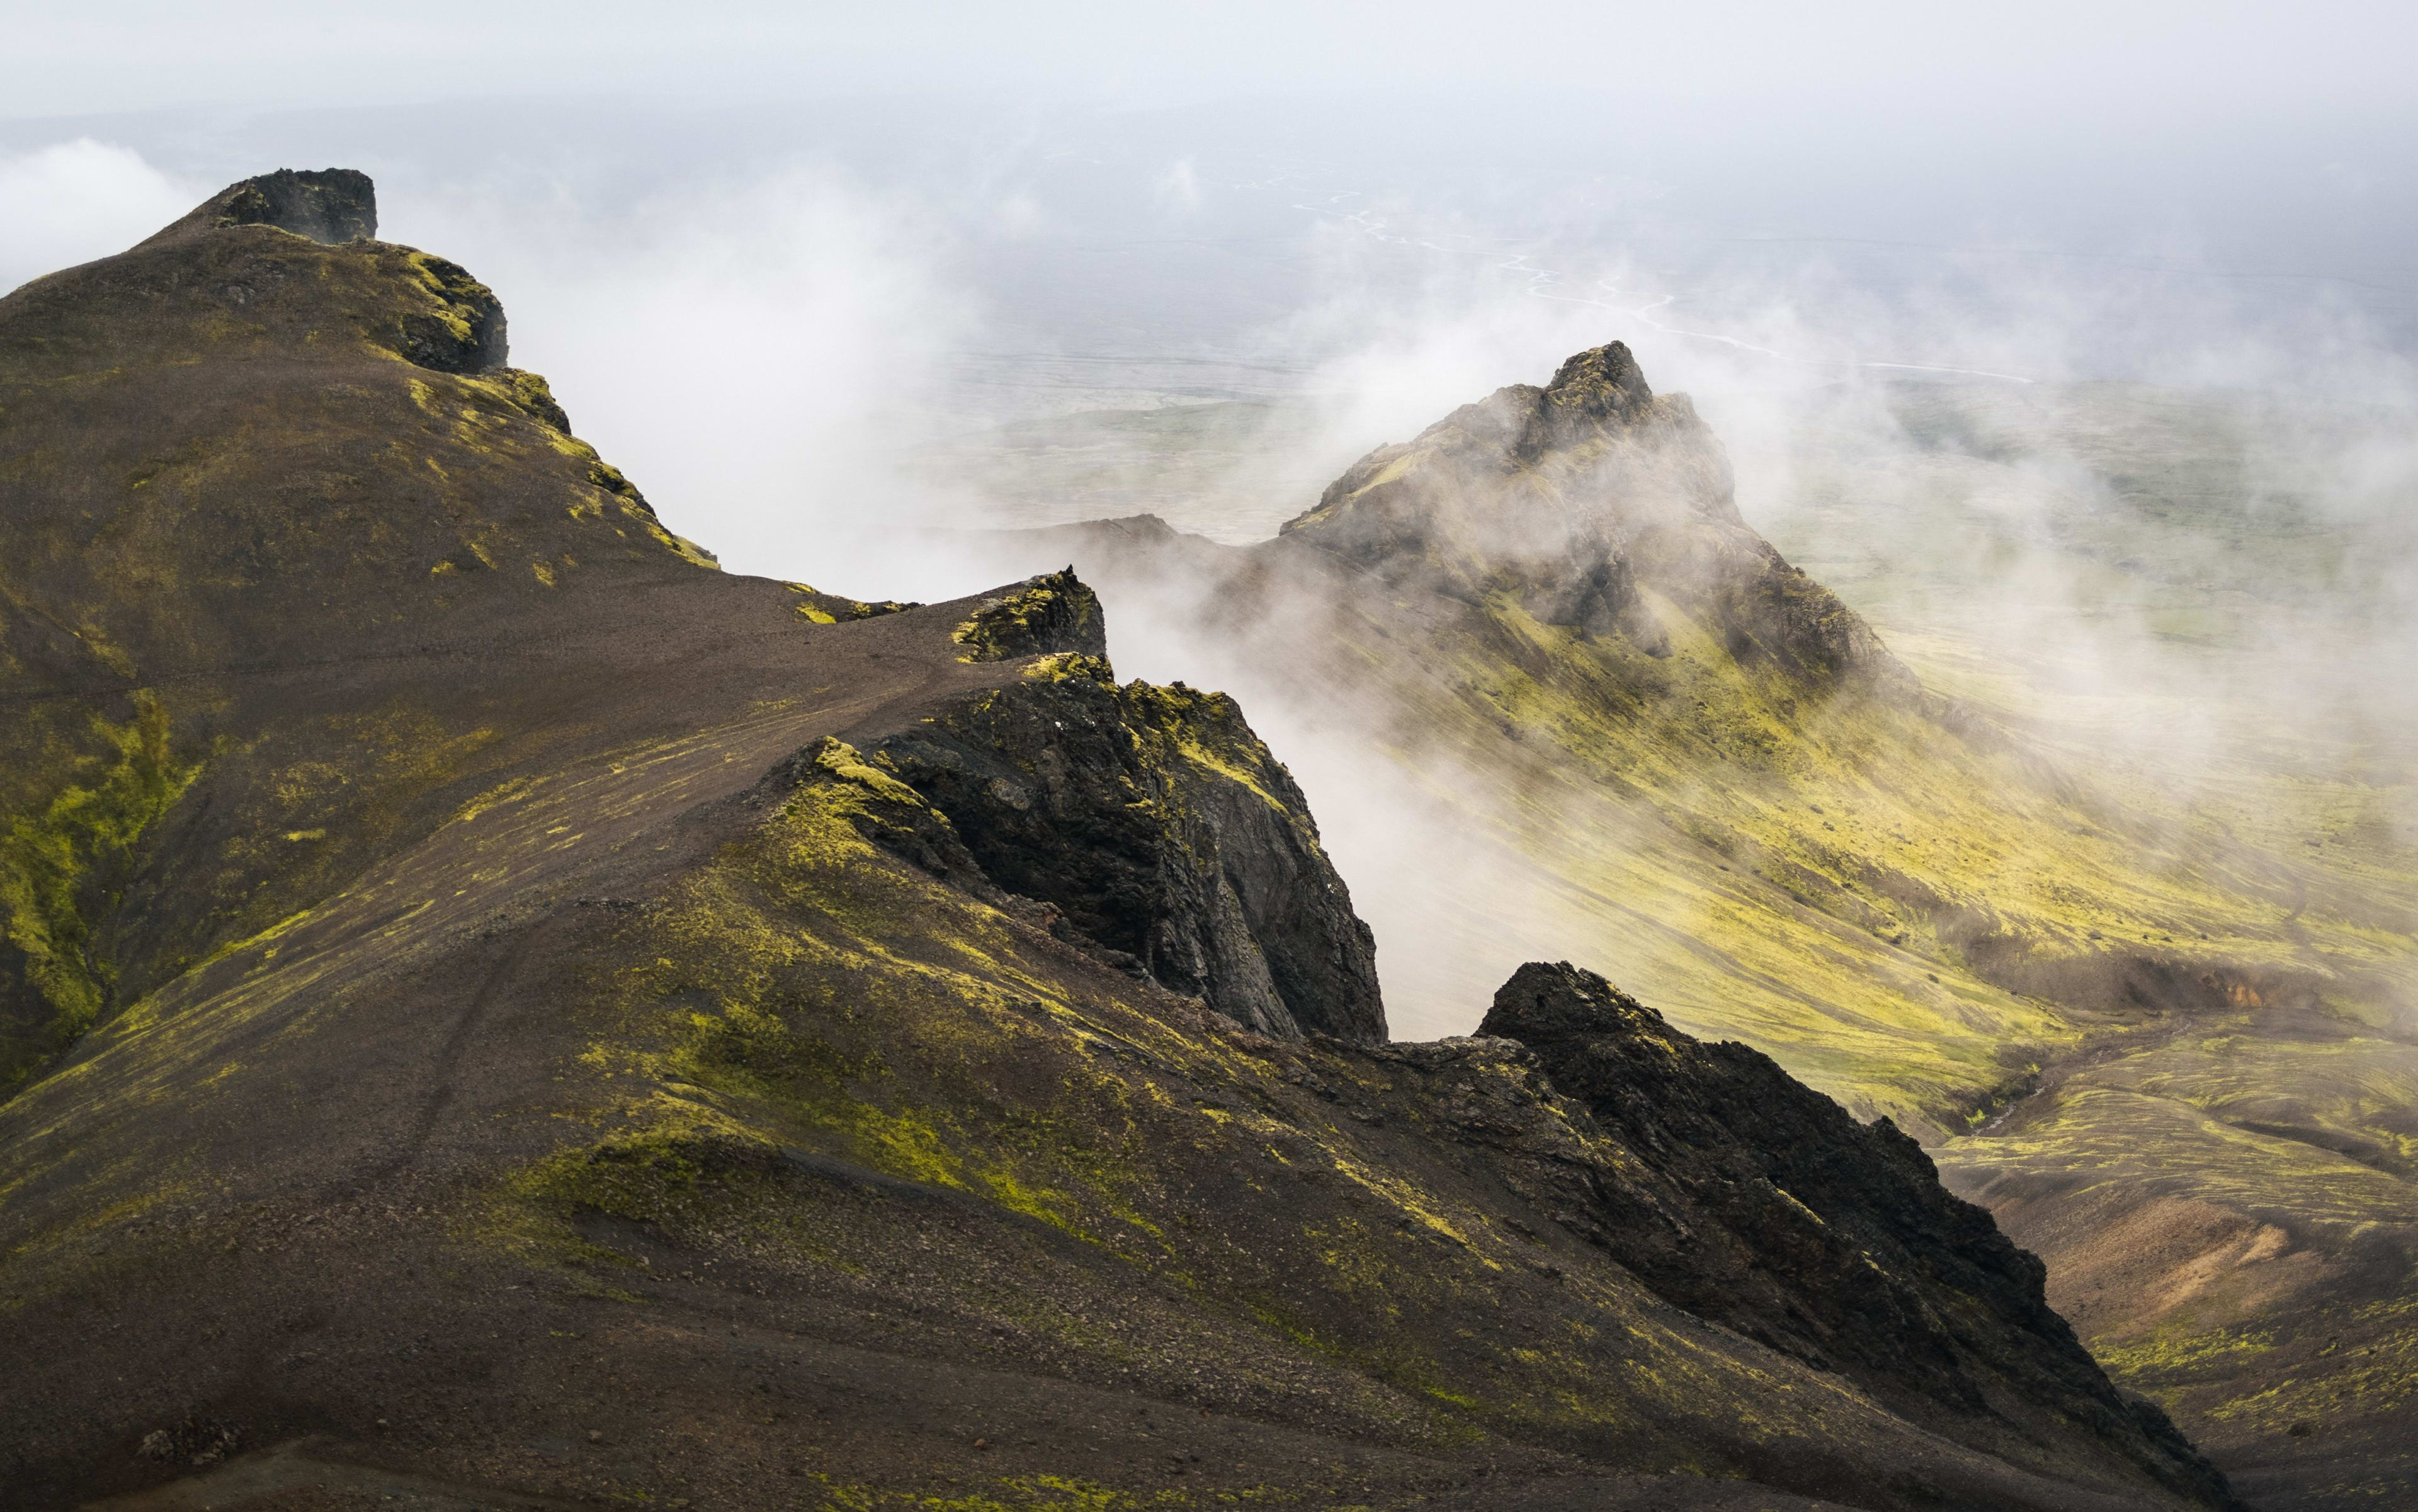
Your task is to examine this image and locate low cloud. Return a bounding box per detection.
[391,165,983,588]
[0,140,196,295]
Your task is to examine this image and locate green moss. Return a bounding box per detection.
[815,1473,1205,1512]
[1021,652,1116,686]
[0,691,200,1089]
[790,583,919,623]
[813,737,930,809]
[953,571,1101,663]
[401,251,494,346]
[1341,578,2418,1139]
[2097,1324,2278,1382]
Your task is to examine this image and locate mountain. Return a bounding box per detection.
[0,173,2251,1510]
[958,351,2418,1508]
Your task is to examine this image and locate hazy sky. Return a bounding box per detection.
[8,2,2417,123]
[9,1,2412,317]
[5,1,2415,584]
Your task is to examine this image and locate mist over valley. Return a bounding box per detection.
[4,13,2416,1509]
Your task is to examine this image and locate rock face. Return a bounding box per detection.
[138,168,378,249]
[949,567,1108,661]
[1282,342,1907,684]
[866,644,1385,1040]
[755,574,1382,1040]
[1473,963,2239,1511]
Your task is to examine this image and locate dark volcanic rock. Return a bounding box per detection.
[1475,961,2242,1511]
[860,652,1385,1040]
[139,168,378,249]
[390,253,509,373]
[1514,341,1660,457]
[950,567,1108,662]
[130,166,508,373]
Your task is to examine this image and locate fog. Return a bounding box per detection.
[9,3,2417,126]
[4,14,2416,1032]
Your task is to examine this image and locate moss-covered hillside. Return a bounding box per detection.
[984,348,2418,1510]
[0,175,2245,1511]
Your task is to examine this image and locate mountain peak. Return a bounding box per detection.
[1276,342,1910,682]
[139,168,377,251]
[1541,339,1654,424]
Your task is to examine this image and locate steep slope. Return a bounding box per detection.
[0,165,714,1093]
[1,174,2235,1511]
[960,347,2418,1508]
[1754,380,2418,1507]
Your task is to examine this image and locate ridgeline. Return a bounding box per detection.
[0,172,2245,1511]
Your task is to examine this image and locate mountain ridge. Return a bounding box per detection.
[952,339,2418,1508]
[0,170,2243,1511]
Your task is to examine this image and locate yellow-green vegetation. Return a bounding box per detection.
[1977,1081,2418,1239]
[1350,581,2336,1130]
[1119,681,1293,817]
[1022,652,1116,686]
[2082,1289,2418,1445]
[1276,439,2407,1103]
[0,207,749,1105]
[953,572,1099,663]
[1658,377,2418,1460]
[0,692,198,1089]
[814,1473,1242,1512]
[451,758,2069,1490]
[400,250,499,357]
[0,190,2349,1506]
[790,582,915,623]
[499,770,1214,1270]
[1334,530,2418,1464]
[1138,365,2418,1491]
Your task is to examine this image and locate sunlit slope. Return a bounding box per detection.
[955,350,2418,1504]
[1734,378,2418,1505]
[1002,357,2411,1140]
[0,684,2224,1511]
[986,356,2418,1505]
[1355,588,2412,1132]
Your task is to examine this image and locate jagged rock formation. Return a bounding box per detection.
[1473,963,2236,1511]
[0,173,2240,1512]
[776,568,1382,1039]
[952,338,2418,1499]
[950,567,1108,661]
[961,346,2229,1130]
[957,350,2418,1508]
[862,644,1384,1040]
[1283,342,1909,685]
[138,167,378,249]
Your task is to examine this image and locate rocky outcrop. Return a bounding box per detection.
[1468,962,2242,1511]
[138,168,377,250]
[133,167,507,373]
[950,567,1108,662]
[1279,342,1907,685]
[390,252,508,374]
[832,645,1385,1041]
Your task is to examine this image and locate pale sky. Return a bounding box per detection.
[6,0,2415,581]
[5,1,2415,125]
